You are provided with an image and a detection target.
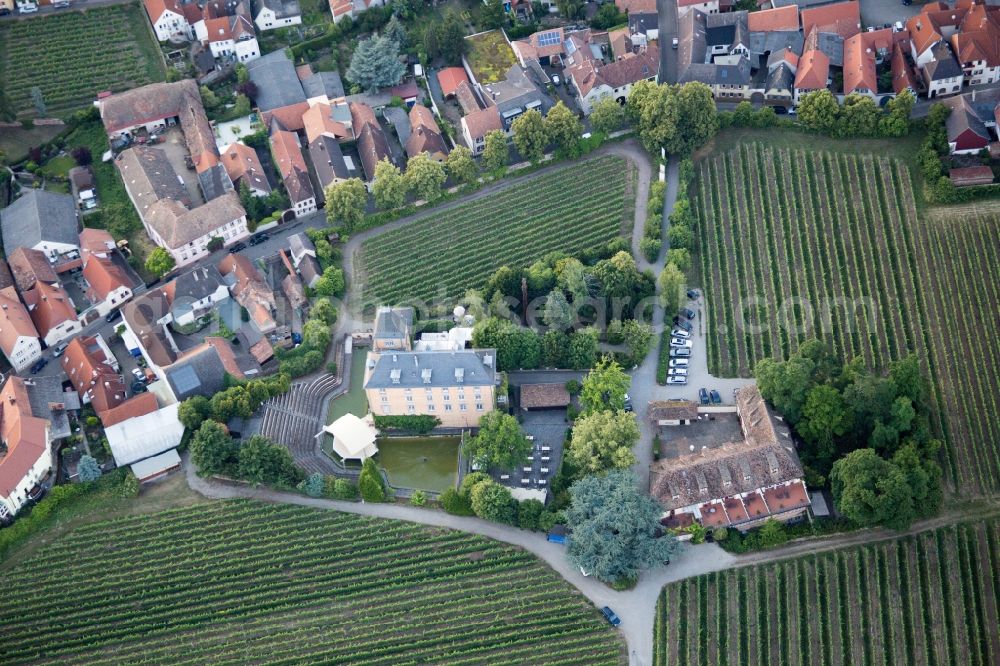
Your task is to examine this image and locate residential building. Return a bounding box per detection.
[287,233,322,288]
[794,37,832,103]
[372,306,413,351]
[461,106,504,155]
[511,28,566,67]
[9,247,82,347]
[677,0,719,19]
[300,67,345,102]
[246,49,308,113]
[80,230,136,318]
[363,348,497,428]
[892,41,922,96]
[437,67,471,98]
[569,47,660,114]
[628,12,660,43]
[308,134,358,194]
[194,0,260,63]
[906,4,968,66]
[270,129,317,216]
[121,288,178,376]
[677,10,753,101]
[60,335,128,419]
[649,385,811,531]
[941,87,1000,153]
[220,142,272,197]
[923,41,965,98]
[480,65,553,132]
[800,1,861,41]
[950,0,1000,86]
[302,98,354,143]
[328,0,383,23]
[0,377,53,521]
[0,286,41,373]
[764,48,798,103]
[843,28,896,101]
[218,254,277,333]
[0,189,80,265]
[747,5,799,32]
[166,265,230,327]
[252,0,301,30]
[353,104,394,185]
[142,0,195,41]
[405,105,449,162]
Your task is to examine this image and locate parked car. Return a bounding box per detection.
[671,37,679,49]
[546,527,568,544]
[52,343,69,358]
[682,308,696,320]
[248,233,270,246]
[672,328,691,339]
[902,0,911,5]
[699,388,710,405]
[668,367,688,377]
[228,242,247,253]
[669,338,693,349]
[669,347,692,357]
[666,376,687,385]
[131,381,147,394]
[674,320,693,333]
[686,289,700,300]
[131,368,145,382]
[601,606,622,627]
[0,7,12,14]
[710,389,722,405]
[623,393,633,412]
[669,359,689,368]
[105,309,122,323]
[552,74,561,86]
[30,358,48,374]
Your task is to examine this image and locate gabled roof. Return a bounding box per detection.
[512,28,566,64]
[164,343,230,401]
[906,6,969,56]
[146,192,245,250]
[950,29,1000,66]
[246,49,306,112]
[615,0,655,12]
[748,5,800,32]
[308,134,355,188]
[220,142,272,194]
[891,42,920,94]
[0,286,39,354]
[301,70,345,100]
[461,105,503,141]
[405,105,447,159]
[795,42,831,89]
[270,129,315,206]
[22,280,77,338]
[924,41,964,81]
[943,92,993,143]
[373,306,413,341]
[364,349,497,389]
[8,247,58,292]
[357,122,393,183]
[0,260,14,291]
[800,1,860,40]
[1,189,79,257]
[83,253,133,303]
[437,67,470,97]
[217,254,275,331]
[520,383,570,409]
[101,392,160,428]
[302,100,352,143]
[843,28,894,94]
[143,0,183,23]
[79,228,115,256]
[60,335,126,416]
[122,288,176,367]
[0,377,50,498]
[648,400,699,422]
[116,146,191,218]
[257,0,301,19]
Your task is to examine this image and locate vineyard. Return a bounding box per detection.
[653,519,1000,666]
[0,500,625,666]
[358,155,633,304]
[0,4,165,119]
[693,142,1000,496]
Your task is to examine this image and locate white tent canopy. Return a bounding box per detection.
[106,403,185,467]
[324,413,378,461]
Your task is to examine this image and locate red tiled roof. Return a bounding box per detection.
[794,47,830,90]
[60,335,126,416]
[0,377,50,498]
[23,281,76,339]
[801,1,861,40]
[437,67,470,97]
[263,102,309,133]
[616,0,655,11]
[843,28,894,94]
[220,142,272,194]
[143,0,182,22]
[270,130,314,206]
[892,42,920,94]
[748,5,800,32]
[0,286,38,357]
[8,247,57,292]
[462,106,503,141]
[101,392,159,428]
[83,254,131,303]
[79,228,115,256]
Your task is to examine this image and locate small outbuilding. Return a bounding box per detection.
[648,400,699,426]
[519,383,570,410]
[324,413,378,462]
[949,165,994,187]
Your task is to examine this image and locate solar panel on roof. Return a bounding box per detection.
[170,364,201,396]
[537,31,561,47]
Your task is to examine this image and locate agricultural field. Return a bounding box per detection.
[693,142,1000,495]
[653,519,1000,666]
[358,155,634,304]
[0,4,165,119]
[0,500,625,666]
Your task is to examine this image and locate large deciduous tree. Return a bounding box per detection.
[237,435,303,487]
[544,101,582,154]
[511,109,548,162]
[347,35,406,93]
[404,153,447,201]
[446,145,478,185]
[463,411,532,469]
[470,478,517,524]
[567,409,639,473]
[324,178,367,231]
[580,355,631,414]
[588,96,626,135]
[481,130,509,172]
[566,470,678,582]
[797,89,841,134]
[191,420,239,476]
[372,159,406,210]
[144,247,175,278]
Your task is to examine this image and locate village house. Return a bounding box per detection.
[251,0,301,30]
[941,87,1000,153]
[372,306,413,352]
[218,254,277,333]
[0,282,41,373]
[0,189,80,267]
[79,229,137,319]
[328,0,383,23]
[405,105,449,162]
[195,0,260,63]
[649,385,811,531]
[8,247,82,347]
[0,377,53,522]
[270,127,317,216]
[142,0,196,42]
[220,142,272,197]
[59,335,158,427]
[287,233,322,288]
[568,47,660,114]
[352,103,394,185]
[461,106,504,155]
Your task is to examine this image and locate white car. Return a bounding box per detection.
[131,368,145,382]
[672,328,691,339]
[670,338,693,349]
[668,367,688,377]
[669,359,689,368]
[666,376,687,385]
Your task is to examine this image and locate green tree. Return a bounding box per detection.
[199,85,219,110]
[383,14,408,48]
[669,82,718,155]
[798,384,851,471]
[592,251,639,298]
[446,145,478,185]
[190,420,239,476]
[589,97,626,135]
[440,487,474,515]
[830,448,916,530]
[567,409,640,473]
[359,458,386,502]
[580,356,631,414]
[518,498,545,530]
[880,89,914,137]
[481,130,509,172]
[178,395,211,431]
[409,489,428,506]
[566,328,599,369]
[372,159,406,210]
[591,2,624,29]
[666,248,691,271]
[464,411,532,469]
[324,178,367,231]
[470,479,517,524]
[839,93,881,137]
[511,109,548,162]
[404,153,447,201]
[566,470,678,583]
[299,472,325,497]
[543,289,574,330]
[313,265,346,297]
[437,12,468,64]
[555,0,585,19]
[797,89,841,133]
[657,263,686,315]
[622,319,653,360]
[754,354,816,425]
[144,247,175,277]
[667,224,695,249]
[479,0,505,29]
[347,34,406,92]
[544,101,582,154]
[542,329,568,367]
[238,435,302,486]
[310,298,338,325]
[77,455,102,482]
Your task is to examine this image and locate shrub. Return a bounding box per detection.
[77,455,102,482]
[358,459,386,502]
[373,414,440,434]
[538,510,563,532]
[640,237,662,262]
[120,470,140,498]
[324,476,358,500]
[564,379,581,395]
[409,490,428,506]
[299,473,325,497]
[518,499,545,530]
[440,487,474,515]
[712,527,729,543]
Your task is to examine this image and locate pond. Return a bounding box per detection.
[377,436,461,494]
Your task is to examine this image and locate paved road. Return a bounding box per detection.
[657,0,679,84]
[0,0,134,21]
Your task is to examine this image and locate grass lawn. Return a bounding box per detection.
[0,124,64,163]
[652,519,1000,666]
[0,499,626,665]
[465,29,518,84]
[38,154,75,179]
[0,3,165,120]
[357,155,634,304]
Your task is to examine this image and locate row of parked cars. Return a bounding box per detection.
[666,291,700,385]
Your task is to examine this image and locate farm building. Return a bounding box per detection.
[519,383,570,410]
[649,385,811,531]
[324,413,379,462]
[648,400,699,426]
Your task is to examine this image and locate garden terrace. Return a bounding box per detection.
[692,141,1000,496]
[357,155,634,305]
[0,4,165,119]
[0,500,626,665]
[652,519,1000,666]
[465,30,518,85]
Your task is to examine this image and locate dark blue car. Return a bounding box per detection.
[710,389,722,405]
[699,388,710,405]
[601,606,621,627]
